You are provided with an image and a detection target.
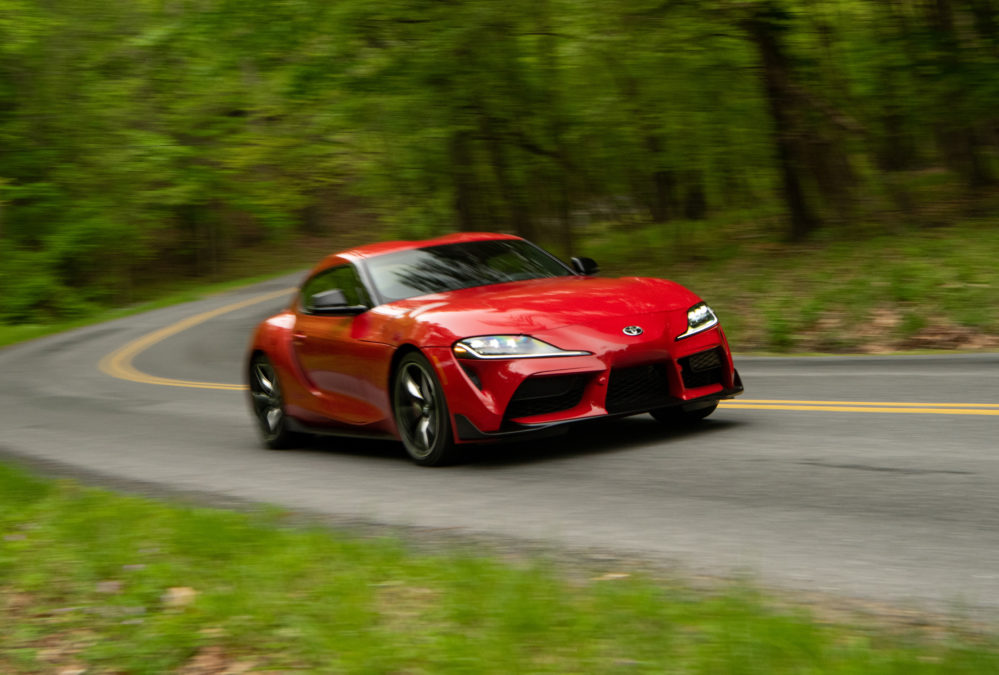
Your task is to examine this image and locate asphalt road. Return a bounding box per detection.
[3,273,998,615]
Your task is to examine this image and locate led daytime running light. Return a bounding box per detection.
[676,302,719,340]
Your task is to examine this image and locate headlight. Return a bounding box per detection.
[453,335,591,359]
[676,302,719,340]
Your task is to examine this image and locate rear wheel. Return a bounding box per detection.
[249,354,300,449]
[393,352,457,466]
[650,401,718,426]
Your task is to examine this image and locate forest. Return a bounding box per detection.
[1,0,997,324]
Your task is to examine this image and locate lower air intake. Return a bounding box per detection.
[505,374,587,419]
[679,348,725,389]
[605,363,675,414]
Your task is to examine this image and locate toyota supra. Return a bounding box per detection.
[247,232,743,465]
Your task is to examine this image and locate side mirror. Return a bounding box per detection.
[571,256,599,276]
[308,289,368,315]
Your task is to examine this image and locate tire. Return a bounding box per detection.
[650,401,718,426]
[248,354,301,450]
[393,352,458,466]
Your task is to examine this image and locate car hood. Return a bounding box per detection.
[368,275,701,345]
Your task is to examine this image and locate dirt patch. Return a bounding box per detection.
[765,306,999,354]
[900,321,999,351]
[177,646,257,675]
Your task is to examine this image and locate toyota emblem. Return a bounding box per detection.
[622,325,644,336]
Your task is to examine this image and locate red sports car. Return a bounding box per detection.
[247,233,743,465]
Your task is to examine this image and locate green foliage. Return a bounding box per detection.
[1,0,998,322]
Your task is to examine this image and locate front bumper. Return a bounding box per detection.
[454,369,743,441]
[424,309,744,444]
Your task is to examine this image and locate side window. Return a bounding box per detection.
[300,265,371,313]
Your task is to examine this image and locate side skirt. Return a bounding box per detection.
[285,417,396,442]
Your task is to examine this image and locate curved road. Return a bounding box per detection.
[3,274,999,615]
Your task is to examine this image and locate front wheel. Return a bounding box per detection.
[393,352,458,466]
[249,354,300,450]
[650,401,718,427]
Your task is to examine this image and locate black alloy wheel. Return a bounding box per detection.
[249,354,299,449]
[393,352,457,466]
[650,401,718,426]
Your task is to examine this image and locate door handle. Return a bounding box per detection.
[292,332,307,345]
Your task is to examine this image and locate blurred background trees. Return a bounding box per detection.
[1,0,997,322]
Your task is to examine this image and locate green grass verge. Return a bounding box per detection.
[2,462,998,673]
[0,229,348,350]
[0,270,302,350]
[3,217,998,354]
[579,214,999,353]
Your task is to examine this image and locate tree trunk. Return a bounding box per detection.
[650,166,677,223]
[968,0,998,44]
[602,53,679,224]
[641,119,677,222]
[683,173,708,220]
[481,114,535,240]
[744,5,819,241]
[538,0,575,255]
[929,0,996,188]
[449,130,478,231]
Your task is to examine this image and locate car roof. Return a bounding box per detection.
[311,232,524,271]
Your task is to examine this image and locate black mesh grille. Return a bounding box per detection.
[505,374,587,419]
[679,348,725,390]
[605,363,675,414]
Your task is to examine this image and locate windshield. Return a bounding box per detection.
[366,239,573,303]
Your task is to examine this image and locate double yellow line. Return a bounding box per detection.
[98,288,999,417]
[722,399,999,416]
[98,288,294,391]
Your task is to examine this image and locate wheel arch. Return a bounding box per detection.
[388,344,459,465]
[387,343,425,407]
[247,312,301,380]
[246,348,268,381]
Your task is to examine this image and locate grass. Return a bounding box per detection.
[579,212,999,354]
[2,461,999,673]
[0,271,303,349]
[0,227,372,350]
[3,207,998,355]
[0,230,343,350]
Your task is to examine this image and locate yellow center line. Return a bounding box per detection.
[720,402,999,416]
[98,288,294,391]
[729,398,999,409]
[99,291,999,416]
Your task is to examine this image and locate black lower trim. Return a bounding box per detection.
[286,417,395,441]
[606,377,743,418]
[454,415,574,442]
[454,370,743,442]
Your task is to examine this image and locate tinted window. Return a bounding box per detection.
[366,239,572,303]
[300,265,371,312]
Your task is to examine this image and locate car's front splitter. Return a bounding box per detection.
[453,370,743,442]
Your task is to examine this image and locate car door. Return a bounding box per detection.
[292,264,389,426]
